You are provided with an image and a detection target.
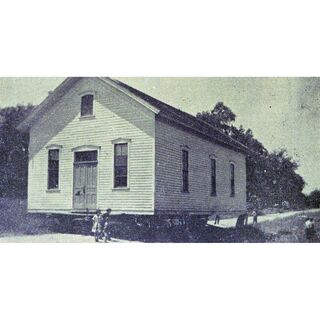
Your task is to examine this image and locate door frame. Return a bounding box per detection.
[71,145,101,211]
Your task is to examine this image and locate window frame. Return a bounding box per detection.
[230,162,235,197]
[112,138,131,190]
[47,147,61,191]
[182,149,189,193]
[80,92,95,118]
[74,150,98,164]
[210,157,217,196]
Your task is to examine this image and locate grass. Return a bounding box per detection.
[0,198,56,236]
[257,210,320,243]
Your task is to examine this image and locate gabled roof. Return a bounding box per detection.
[106,78,250,154]
[17,77,81,132]
[18,77,250,154]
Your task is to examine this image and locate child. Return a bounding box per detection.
[92,209,103,242]
[252,209,258,225]
[103,208,112,243]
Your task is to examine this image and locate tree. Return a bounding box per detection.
[0,105,34,198]
[197,102,306,210]
[196,102,236,134]
[306,190,320,208]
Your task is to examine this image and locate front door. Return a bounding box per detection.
[73,151,98,210]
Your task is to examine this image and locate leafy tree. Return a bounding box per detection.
[306,190,320,208]
[196,102,236,134]
[197,102,306,210]
[0,105,34,198]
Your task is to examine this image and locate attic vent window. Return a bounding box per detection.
[81,94,94,117]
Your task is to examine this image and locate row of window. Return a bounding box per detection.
[181,150,235,197]
[51,95,236,195]
[48,145,236,197]
[48,143,128,190]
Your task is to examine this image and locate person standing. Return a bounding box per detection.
[305,218,316,242]
[103,208,112,242]
[92,209,103,242]
[252,209,258,225]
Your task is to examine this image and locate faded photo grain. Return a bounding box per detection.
[0,77,319,243]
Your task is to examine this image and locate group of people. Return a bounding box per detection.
[91,208,112,242]
[91,209,318,242]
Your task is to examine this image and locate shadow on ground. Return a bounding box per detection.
[0,198,270,242]
[1,198,319,243]
[97,223,271,243]
[0,212,270,243]
[0,198,52,236]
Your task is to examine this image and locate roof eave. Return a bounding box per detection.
[17,77,82,132]
[97,77,160,115]
[156,114,251,155]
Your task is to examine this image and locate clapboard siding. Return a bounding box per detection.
[155,119,247,215]
[28,78,155,214]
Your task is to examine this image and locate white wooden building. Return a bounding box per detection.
[18,77,248,218]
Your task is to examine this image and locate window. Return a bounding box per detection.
[74,150,97,163]
[48,149,59,189]
[114,143,128,188]
[230,163,235,197]
[211,159,217,196]
[182,150,189,192]
[81,94,94,117]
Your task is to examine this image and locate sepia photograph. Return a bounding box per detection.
[2,1,320,320]
[0,77,319,243]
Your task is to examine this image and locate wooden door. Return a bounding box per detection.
[84,163,97,209]
[73,151,98,210]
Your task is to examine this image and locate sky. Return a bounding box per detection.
[0,77,319,194]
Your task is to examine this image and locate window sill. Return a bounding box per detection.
[79,115,96,121]
[46,189,61,193]
[112,187,130,192]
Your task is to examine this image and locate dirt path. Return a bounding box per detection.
[0,233,139,243]
[208,208,320,229]
[1,209,319,243]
